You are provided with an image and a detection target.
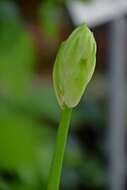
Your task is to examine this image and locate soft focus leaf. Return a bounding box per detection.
[0,110,37,170]
[0,2,35,99]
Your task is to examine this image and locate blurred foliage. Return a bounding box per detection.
[0,0,106,190]
[39,1,60,38]
[0,1,35,100]
[39,0,91,38]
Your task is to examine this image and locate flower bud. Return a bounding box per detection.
[53,24,96,109]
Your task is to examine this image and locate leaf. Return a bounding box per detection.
[0,111,37,170]
[0,2,35,99]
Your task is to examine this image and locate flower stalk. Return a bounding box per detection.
[47,107,72,190]
[47,24,96,190]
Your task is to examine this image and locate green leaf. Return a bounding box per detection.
[0,2,35,99]
[53,24,96,108]
[39,1,59,38]
[0,111,37,170]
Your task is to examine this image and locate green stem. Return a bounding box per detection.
[47,107,72,190]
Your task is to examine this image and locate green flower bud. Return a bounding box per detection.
[53,24,97,109]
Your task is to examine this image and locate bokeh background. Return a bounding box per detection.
[0,0,126,190]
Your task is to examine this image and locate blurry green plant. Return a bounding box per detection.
[39,0,92,38]
[0,1,35,100]
[39,1,59,38]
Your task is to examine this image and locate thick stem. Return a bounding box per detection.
[47,107,72,190]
